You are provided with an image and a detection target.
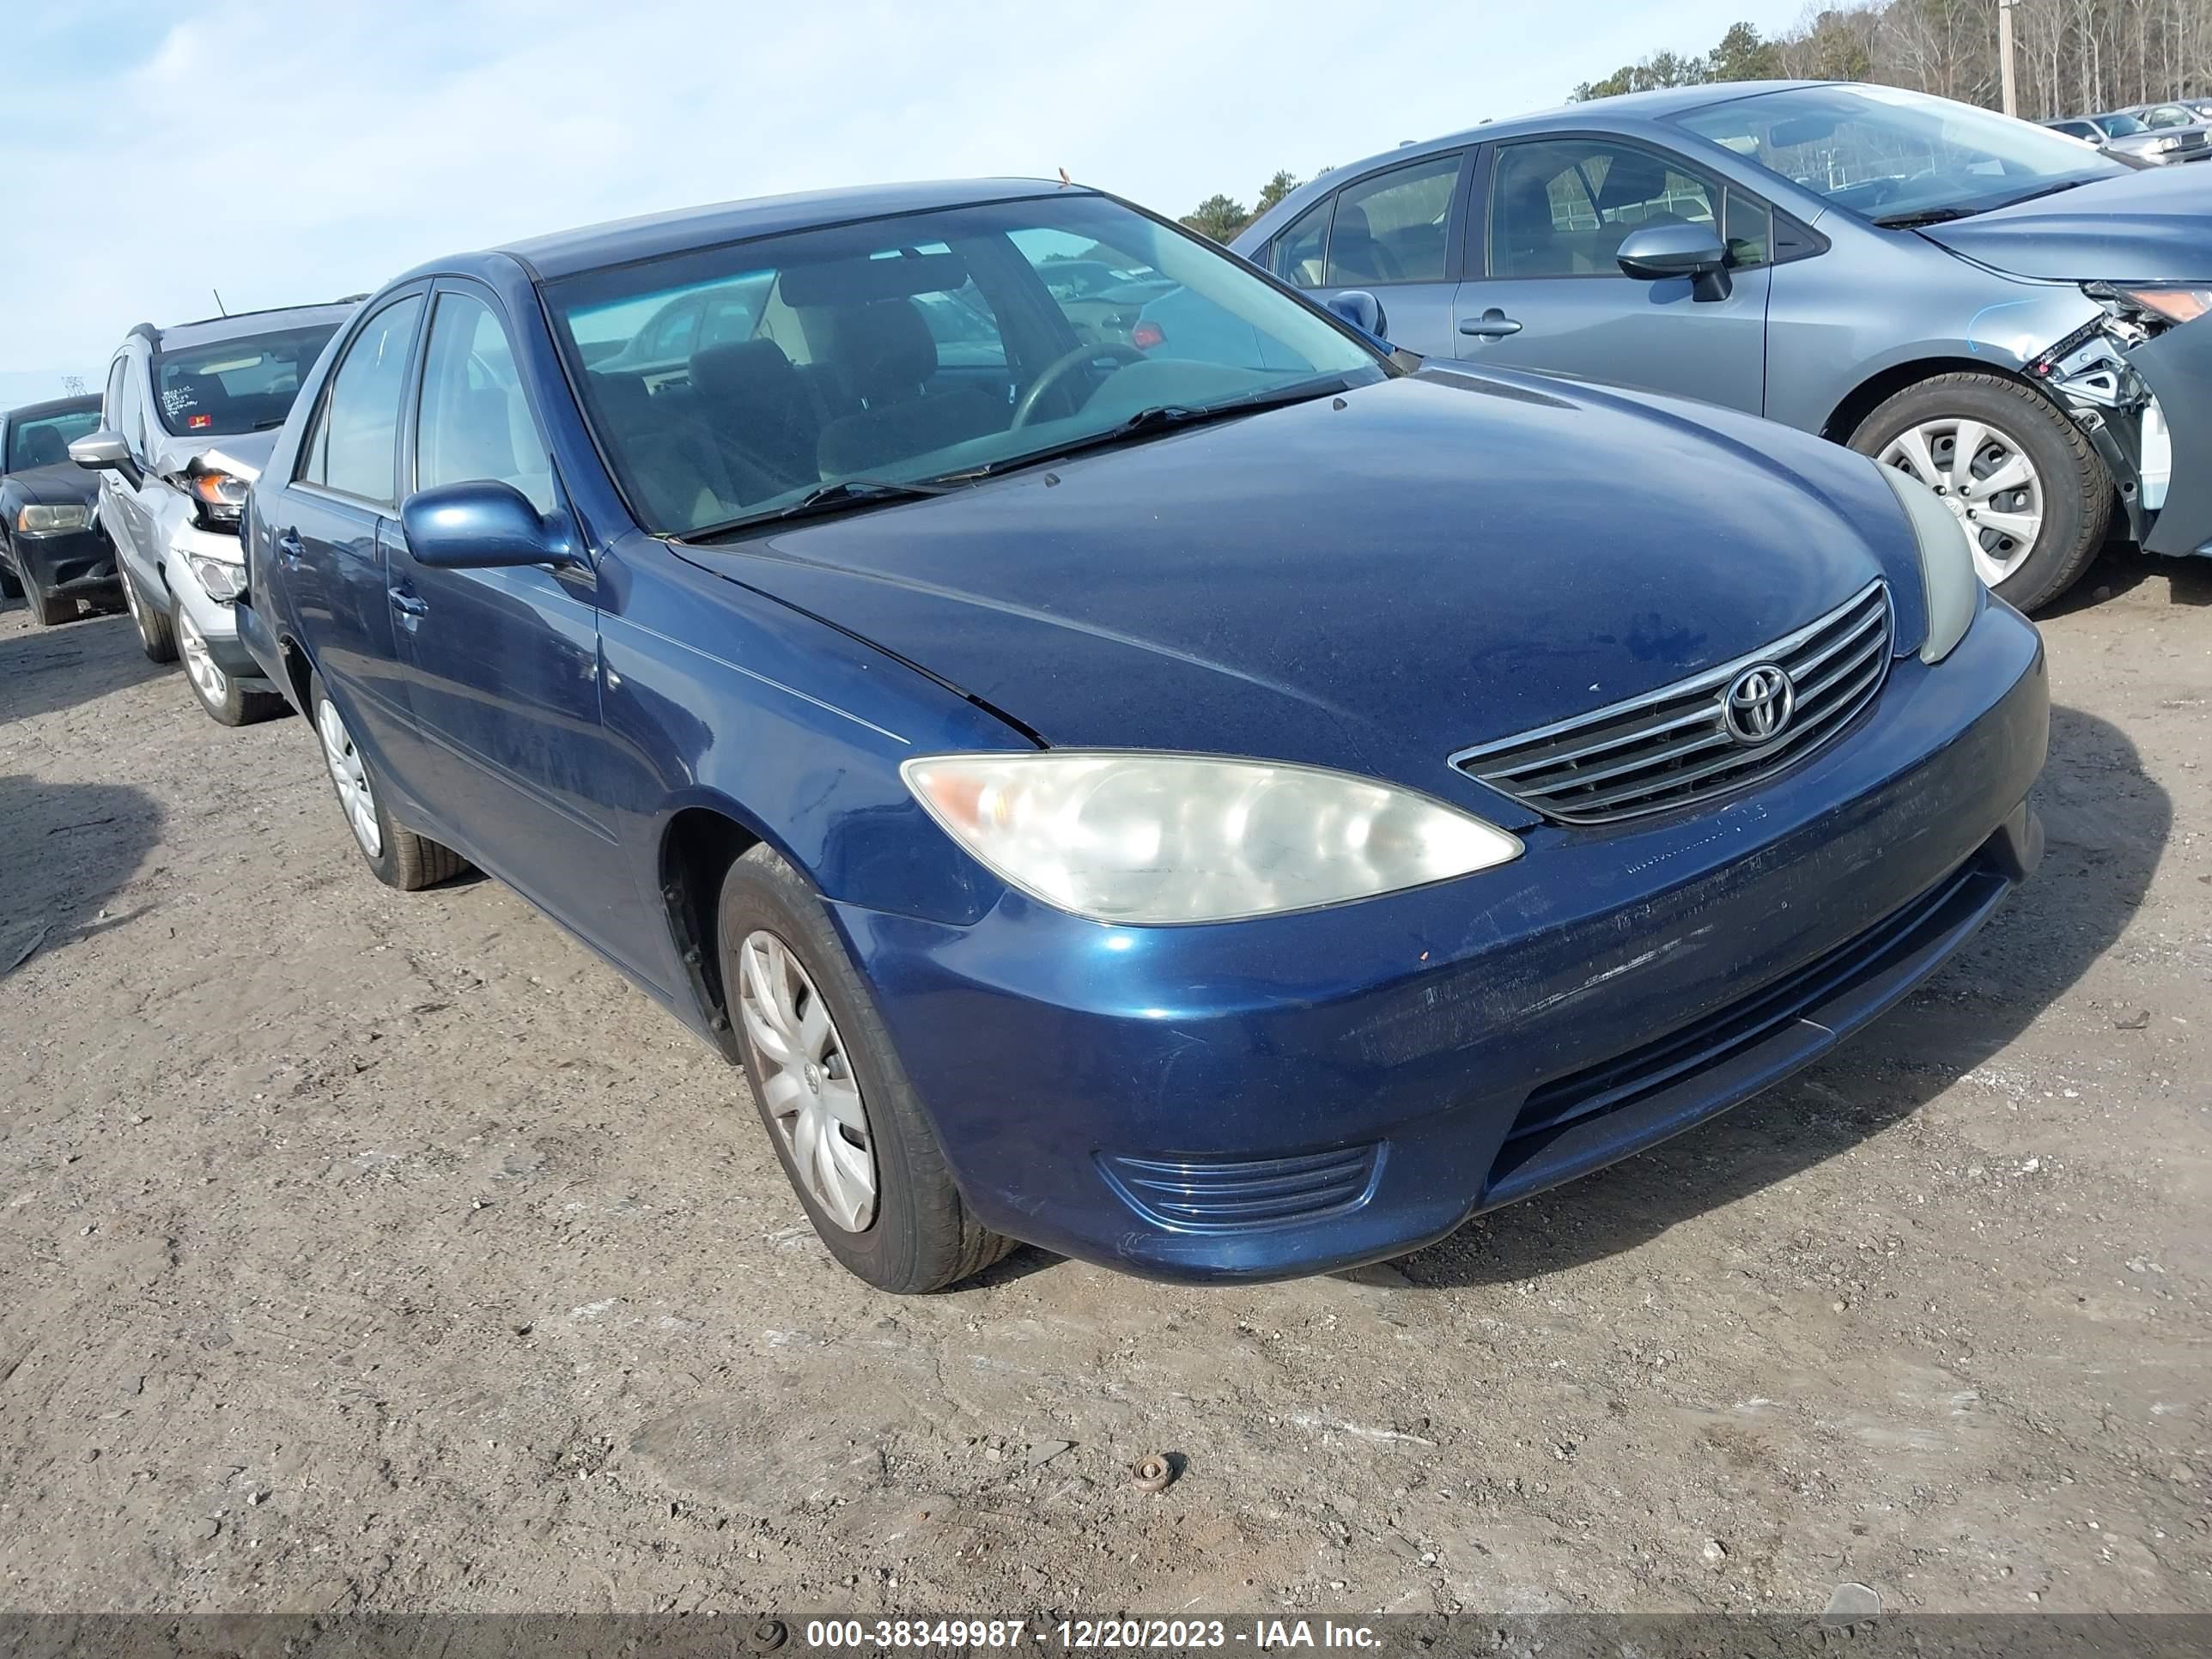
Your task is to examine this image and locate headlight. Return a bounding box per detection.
[2106,284,2212,325]
[188,553,246,603]
[16,503,90,534]
[902,751,1522,925]
[167,465,249,529]
[2155,136,2182,153]
[1876,465,1979,663]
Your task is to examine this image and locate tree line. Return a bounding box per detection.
[1572,1,2209,118]
[1177,2,2212,239]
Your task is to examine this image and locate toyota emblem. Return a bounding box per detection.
[1723,664,1796,745]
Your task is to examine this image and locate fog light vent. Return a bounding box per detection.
[1098,1144,1381,1232]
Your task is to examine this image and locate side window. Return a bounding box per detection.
[696,294,756,353]
[414,291,557,515]
[306,295,424,504]
[1723,186,1771,268]
[645,297,699,362]
[1323,154,1462,286]
[1270,197,1332,288]
[1490,140,1717,279]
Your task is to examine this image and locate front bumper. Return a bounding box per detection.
[834,601,2050,1283]
[2134,315,2212,556]
[12,524,120,598]
[166,523,264,677]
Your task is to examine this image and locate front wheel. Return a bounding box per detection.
[718,843,1014,1292]
[1852,372,2111,614]
[174,600,283,726]
[307,672,468,890]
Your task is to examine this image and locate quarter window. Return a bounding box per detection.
[1490,140,1717,278]
[414,292,557,514]
[1323,155,1462,286]
[301,295,423,503]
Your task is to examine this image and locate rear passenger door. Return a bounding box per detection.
[1452,136,1771,416]
[1258,151,1472,357]
[277,289,427,776]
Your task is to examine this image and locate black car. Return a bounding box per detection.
[0,393,114,625]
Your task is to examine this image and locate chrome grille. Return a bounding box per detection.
[1454,580,1894,825]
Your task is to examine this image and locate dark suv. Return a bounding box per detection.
[0,394,112,624]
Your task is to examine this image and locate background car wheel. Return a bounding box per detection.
[121,570,178,663]
[307,672,468,890]
[718,843,1014,1293]
[1852,372,2110,615]
[0,551,21,600]
[173,599,284,726]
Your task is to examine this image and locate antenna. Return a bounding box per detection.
[212,288,228,317]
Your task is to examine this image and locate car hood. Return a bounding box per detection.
[675,369,1921,810]
[1918,166,2212,281]
[145,428,276,481]
[2,461,99,507]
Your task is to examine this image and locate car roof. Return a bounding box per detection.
[3,393,100,422]
[144,301,365,354]
[494,179,1081,281]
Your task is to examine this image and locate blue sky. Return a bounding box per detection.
[0,0,1807,402]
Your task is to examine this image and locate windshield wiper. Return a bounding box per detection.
[929,380,1349,484]
[1874,177,2095,230]
[1871,204,1977,228]
[684,477,959,541]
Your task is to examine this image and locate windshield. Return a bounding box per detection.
[2101,112,2148,136]
[545,192,1384,537]
[1675,83,2125,223]
[150,323,342,437]
[6,405,100,471]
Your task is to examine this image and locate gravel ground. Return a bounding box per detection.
[1,552,2208,1619]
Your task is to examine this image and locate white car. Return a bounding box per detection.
[70,301,355,724]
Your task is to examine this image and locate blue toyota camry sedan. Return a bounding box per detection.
[234,179,2047,1292]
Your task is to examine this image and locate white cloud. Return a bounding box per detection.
[0,0,1807,390]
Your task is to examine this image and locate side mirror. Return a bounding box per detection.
[69,430,132,471]
[1615,224,1732,301]
[1325,289,1389,342]
[399,480,580,570]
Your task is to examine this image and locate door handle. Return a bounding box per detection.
[389,588,429,617]
[1459,308,1523,338]
[275,531,306,566]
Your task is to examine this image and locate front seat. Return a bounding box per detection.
[1327,204,1403,284]
[689,338,822,489]
[813,300,1006,478]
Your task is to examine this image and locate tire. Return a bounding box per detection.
[172,595,284,726]
[120,567,178,663]
[718,843,1014,1293]
[1850,372,2111,615]
[0,550,20,600]
[307,671,468,890]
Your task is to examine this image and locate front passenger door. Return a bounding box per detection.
[1452,137,1771,416]
[387,283,641,956]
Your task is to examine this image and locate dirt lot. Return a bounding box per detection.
[1,553,2208,1620]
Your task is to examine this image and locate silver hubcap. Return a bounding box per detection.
[315,696,383,858]
[177,610,228,705]
[737,930,878,1232]
[1879,417,2045,586]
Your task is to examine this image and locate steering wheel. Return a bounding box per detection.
[1011,341,1147,428]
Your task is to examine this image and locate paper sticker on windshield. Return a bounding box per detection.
[187,413,213,429]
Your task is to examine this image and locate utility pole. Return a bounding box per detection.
[1997,0,2019,117]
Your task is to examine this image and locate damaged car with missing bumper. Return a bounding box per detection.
[1233,80,2212,613]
